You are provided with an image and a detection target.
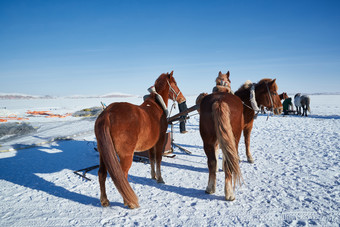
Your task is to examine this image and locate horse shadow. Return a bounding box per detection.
[0,139,225,207]
[161,159,208,173]
[0,139,105,207]
[280,114,340,120]
[129,174,224,201]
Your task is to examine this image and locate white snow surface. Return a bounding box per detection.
[0,95,339,226]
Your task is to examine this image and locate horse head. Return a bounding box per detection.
[166,71,186,104]
[154,71,185,106]
[280,92,289,100]
[216,71,231,88]
[255,79,283,115]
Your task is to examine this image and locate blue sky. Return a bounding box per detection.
[1,0,339,96]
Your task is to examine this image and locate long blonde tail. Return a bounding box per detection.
[96,124,139,208]
[212,101,242,188]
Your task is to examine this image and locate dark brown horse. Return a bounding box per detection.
[199,78,282,201]
[95,71,184,209]
[279,92,289,100]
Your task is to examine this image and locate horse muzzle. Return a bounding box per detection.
[273,107,283,115]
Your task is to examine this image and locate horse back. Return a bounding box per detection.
[96,101,166,152]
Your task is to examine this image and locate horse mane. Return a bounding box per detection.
[154,73,169,92]
[235,80,253,93]
[235,78,276,94]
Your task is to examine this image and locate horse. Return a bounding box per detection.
[196,71,232,114]
[212,71,231,93]
[199,78,282,201]
[279,92,289,100]
[261,92,288,113]
[94,71,184,209]
[294,93,311,116]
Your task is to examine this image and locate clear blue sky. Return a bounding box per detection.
[1,0,339,96]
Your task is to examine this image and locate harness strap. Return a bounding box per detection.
[147,86,169,116]
[265,82,274,110]
[250,83,261,112]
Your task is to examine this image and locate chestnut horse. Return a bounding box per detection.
[95,71,184,209]
[199,78,282,201]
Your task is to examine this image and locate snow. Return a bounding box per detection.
[0,95,339,226]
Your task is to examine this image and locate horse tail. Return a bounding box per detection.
[212,100,242,188]
[96,121,139,208]
[307,97,311,113]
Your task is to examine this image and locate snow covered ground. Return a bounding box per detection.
[0,95,339,226]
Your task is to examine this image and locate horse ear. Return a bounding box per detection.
[270,79,276,86]
[226,71,230,78]
[218,71,222,77]
[169,71,174,78]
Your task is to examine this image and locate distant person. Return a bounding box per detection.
[178,99,188,134]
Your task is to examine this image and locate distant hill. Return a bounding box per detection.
[0,93,53,100]
[0,92,135,99]
[66,92,136,99]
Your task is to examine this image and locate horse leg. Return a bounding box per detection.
[148,148,156,180]
[204,143,217,194]
[154,135,166,184]
[119,154,135,207]
[214,143,220,172]
[98,155,110,207]
[224,165,235,201]
[243,125,254,163]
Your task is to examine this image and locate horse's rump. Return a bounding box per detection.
[300,95,311,112]
[211,99,242,187]
[200,93,243,187]
[95,113,139,208]
[100,100,166,153]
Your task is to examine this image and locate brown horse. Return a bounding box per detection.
[199,78,282,201]
[95,71,184,209]
[279,92,289,100]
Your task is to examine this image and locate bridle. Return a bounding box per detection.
[167,80,182,102]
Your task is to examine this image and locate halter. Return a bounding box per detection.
[167,79,182,102]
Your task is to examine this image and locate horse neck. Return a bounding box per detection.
[155,84,170,107]
[235,88,255,119]
[235,89,251,107]
[279,94,283,100]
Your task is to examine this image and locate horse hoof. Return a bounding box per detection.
[157,178,165,184]
[247,158,254,163]
[101,199,110,207]
[225,195,235,201]
[127,202,140,209]
[205,188,215,194]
